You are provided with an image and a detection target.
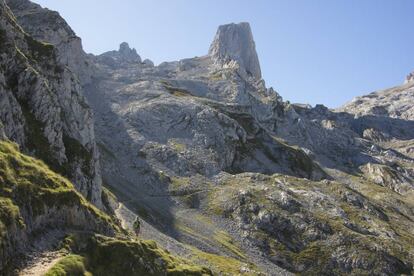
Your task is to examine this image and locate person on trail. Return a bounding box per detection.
[133,217,141,235]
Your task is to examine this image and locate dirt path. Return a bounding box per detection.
[18,251,64,276]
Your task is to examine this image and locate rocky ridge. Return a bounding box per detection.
[1,0,414,275]
[1,0,103,206]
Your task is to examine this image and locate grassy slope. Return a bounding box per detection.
[46,234,212,276]
[0,140,211,275]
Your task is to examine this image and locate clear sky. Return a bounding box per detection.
[32,0,414,107]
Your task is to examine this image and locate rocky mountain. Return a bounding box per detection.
[340,81,414,120]
[1,0,414,275]
[209,22,262,79]
[0,0,102,206]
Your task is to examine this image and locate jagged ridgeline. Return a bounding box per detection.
[1,0,414,275]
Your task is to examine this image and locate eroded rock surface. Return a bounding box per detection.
[2,1,414,275]
[1,0,103,206]
[209,22,262,79]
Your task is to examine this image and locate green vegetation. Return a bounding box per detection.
[209,71,224,81]
[213,231,246,260]
[45,255,91,276]
[169,140,187,152]
[63,134,93,180]
[59,233,212,276]
[0,140,119,246]
[204,173,414,274]
[161,82,193,97]
[17,96,94,194]
[24,34,55,61]
[170,177,191,190]
[190,247,259,276]
[18,97,62,173]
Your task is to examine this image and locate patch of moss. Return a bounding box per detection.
[0,197,24,240]
[162,83,193,97]
[45,255,91,276]
[63,134,93,179]
[24,34,55,61]
[169,140,187,152]
[170,177,191,190]
[0,140,119,236]
[213,231,246,260]
[209,71,224,81]
[18,97,64,175]
[190,247,259,276]
[65,234,212,276]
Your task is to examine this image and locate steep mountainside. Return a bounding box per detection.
[85,22,413,275]
[0,2,214,275]
[2,0,414,275]
[0,0,102,206]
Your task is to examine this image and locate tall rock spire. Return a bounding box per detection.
[209,22,262,79]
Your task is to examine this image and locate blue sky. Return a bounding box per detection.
[32,0,414,107]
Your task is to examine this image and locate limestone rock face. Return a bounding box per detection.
[98,42,142,67]
[0,122,6,140]
[339,81,414,120]
[7,0,94,85]
[0,0,103,206]
[209,22,262,79]
[2,1,414,274]
[143,58,154,67]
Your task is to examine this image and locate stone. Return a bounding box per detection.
[119,42,142,63]
[4,1,414,275]
[2,0,103,207]
[98,42,142,66]
[405,71,414,84]
[143,58,154,67]
[209,22,262,79]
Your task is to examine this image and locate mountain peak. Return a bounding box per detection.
[405,71,414,84]
[209,22,262,79]
[118,42,141,63]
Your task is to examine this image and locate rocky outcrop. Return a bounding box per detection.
[7,0,94,85]
[98,42,142,67]
[0,0,103,206]
[360,163,414,194]
[143,58,154,67]
[0,141,118,273]
[2,0,414,275]
[205,173,413,275]
[209,22,262,79]
[405,71,414,84]
[339,80,414,120]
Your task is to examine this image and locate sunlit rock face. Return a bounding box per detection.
[209,22,262,79]
[7,0,94,85]
[3,0,414,275]
[3,0,103,206]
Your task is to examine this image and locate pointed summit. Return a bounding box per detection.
[118,42,142,63]
[405,71,414,84]
[209,22,261,79]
